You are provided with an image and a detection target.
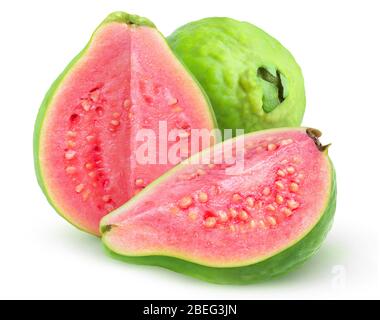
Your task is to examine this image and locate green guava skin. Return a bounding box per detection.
[168,17,306,135]
[33,12,217,235]
[101,134,336,285]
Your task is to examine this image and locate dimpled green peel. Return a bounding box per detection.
[168,17,306,134]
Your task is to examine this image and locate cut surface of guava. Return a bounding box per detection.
[34,12,216,235]
[101,128,336,283]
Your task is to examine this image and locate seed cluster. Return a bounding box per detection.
[131,80,191,194]
[63,81,189,212]
[138,79,192,151]
[64,87,119,212]
[172,137,304,232]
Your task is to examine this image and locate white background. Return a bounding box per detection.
[0,0,379,299]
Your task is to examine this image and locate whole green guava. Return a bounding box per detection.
[168,17,306,134]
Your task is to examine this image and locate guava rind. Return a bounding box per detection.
[33,12,217,235]
[101,142,336,285]
[168,17,306,135]
[100,11,155,28]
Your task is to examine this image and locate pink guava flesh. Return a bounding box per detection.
[39,22,214,235]
[101,129,332,267]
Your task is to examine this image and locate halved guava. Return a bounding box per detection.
[101,128,336,284]
[168,17,306,134]
[34,12,216,235]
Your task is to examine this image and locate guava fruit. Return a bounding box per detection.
[34,12,216,235]
[101,128,336,284]
[168,17,306,134]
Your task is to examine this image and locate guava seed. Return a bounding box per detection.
[246,197,255,207]
[277,169,286,177]
[66,166,76,175]
[65,150,76,160]
[179,196,193,209]
[67,140,76,148]
[88,171,96,178]
[287,199,299,210]
[75,184,84,193]
[289,182,299,192]
[281,139,293,146]
[217,210,228,222]
[198,192,208,203]
[81,100,91,112]
[188,210,198,221]
[281,207,293,217]
[286,166,295,174]
[239,210,249,221]
[204,217,217,228]
[86,135,95,142]
[102,195,111,203]
[110,119,120,127]
[85,163,94,170]
[135,178,144,187]
[275,194,284,204]
[275,181,285,190]
[123,99,130,109]
[232,193,243,203]
[267,216,277,226]
[229,208,238,218]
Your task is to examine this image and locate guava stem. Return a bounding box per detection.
[257,67,287,113]
[306,128,331,152]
